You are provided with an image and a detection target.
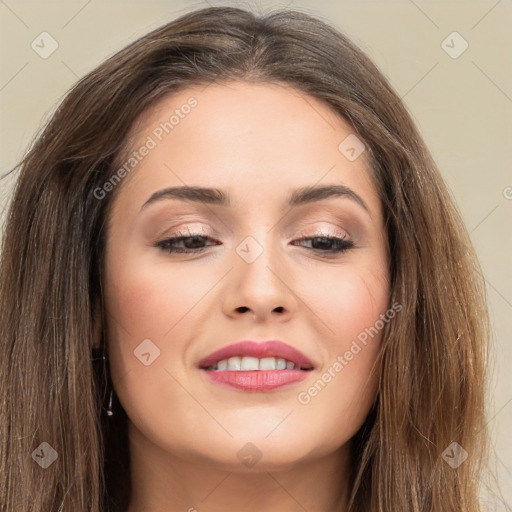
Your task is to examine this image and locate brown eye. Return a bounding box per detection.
[291,234,354,254]
[156,234,219,254]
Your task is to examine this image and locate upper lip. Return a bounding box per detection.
[198,340,315,369]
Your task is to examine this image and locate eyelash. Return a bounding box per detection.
[155,230,354,255]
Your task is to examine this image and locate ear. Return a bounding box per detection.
[92,299,103,350]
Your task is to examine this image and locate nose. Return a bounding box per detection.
[221,236,297,323]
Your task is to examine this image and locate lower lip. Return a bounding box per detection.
[202,369,310,391]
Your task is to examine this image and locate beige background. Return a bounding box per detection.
[1,0,511,506]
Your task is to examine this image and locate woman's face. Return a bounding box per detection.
[102,81,390,470]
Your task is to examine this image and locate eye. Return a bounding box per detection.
[291,232,354,254]
[155,228,355,256]
[155,232,220,254]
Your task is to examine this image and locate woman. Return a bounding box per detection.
[0,6,490,512]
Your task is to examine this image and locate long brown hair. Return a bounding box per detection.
[0,6,491,511]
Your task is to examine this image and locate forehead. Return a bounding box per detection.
[111,81,379,217]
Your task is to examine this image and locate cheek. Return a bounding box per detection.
[104,256,208,341]
[103,255,199,391]
[295,267,388,416]
[103,258,203,432]
[307,264,390,348]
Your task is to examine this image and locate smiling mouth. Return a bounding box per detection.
[203,356,314,372]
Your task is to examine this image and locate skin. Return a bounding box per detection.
[97,81,390,512]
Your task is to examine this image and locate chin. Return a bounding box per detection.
[178,431,332,472]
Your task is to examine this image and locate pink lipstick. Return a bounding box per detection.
[198,340,314,392]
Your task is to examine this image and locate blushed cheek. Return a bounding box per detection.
[333,270,388,398]
[103,257,216,383]
[309,267,389,351]
[105,259,187,338]
[103,262,186,414]
[304,270,387,421]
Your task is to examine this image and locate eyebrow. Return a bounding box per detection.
[139,184,370,215]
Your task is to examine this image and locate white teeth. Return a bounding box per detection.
[209,356,301,371]
[259,357,277,370]
[227,357,241,371]
[240,356,259,371]
[276,358,287,370]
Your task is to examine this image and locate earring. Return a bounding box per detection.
[106,388,114,417]
[95,351,114,418]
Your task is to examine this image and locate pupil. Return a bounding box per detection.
[313,237,331,250]
[186,236,204,248]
